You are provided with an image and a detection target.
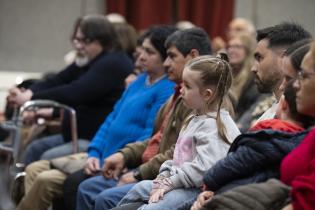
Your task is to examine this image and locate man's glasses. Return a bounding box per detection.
[72,36,92,45]
[297,70,315,81]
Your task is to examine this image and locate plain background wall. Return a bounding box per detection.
[235,0,315,35]
[0,0,314,74]
[0,0,104,110]
[0,0,104,73]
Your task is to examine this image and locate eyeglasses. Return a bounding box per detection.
[72,36,92,45]
[297,70,315,81]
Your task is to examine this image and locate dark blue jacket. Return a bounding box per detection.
[30,50,133,140]
[203,129,308,193]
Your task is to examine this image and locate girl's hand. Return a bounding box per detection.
[191,191,214,210]
[149,188,166,203]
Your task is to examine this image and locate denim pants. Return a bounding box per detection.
[118,180,201,210]
[77,175,135,210]
[23,134,90,165]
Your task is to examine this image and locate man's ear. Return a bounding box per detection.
[187,49,200,59]
[280,96,288,111]
[203,88,213,101]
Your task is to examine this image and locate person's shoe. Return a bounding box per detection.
[11,171,26,205]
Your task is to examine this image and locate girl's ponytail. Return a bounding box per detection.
[215,53,232,145]
[186,54,233,145]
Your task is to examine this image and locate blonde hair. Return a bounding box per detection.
[185,55,233,144]
[229,32,256,100]
[228,18,256,39]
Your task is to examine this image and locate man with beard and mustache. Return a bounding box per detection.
[250,22,311,124]
[7,15,133,164]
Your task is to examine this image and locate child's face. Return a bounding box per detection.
[180,67,209,113]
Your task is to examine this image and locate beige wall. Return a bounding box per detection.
[0,0,104,73]
[0,0,314,74]
[235,0,315,35]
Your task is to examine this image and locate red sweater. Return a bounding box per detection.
[249,119,304,133]
[280,128,315,210]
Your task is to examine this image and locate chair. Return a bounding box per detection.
[0,100,78,206]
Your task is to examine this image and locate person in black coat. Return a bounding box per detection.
[7,15,134,165]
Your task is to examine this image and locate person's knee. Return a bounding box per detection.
[77,140,90,152]
[121,180,151,203]
[95,192,114,210]
[25,162,37,175]
[133,180,151,192]
[35,171,54,186]
[77,179,90,195]
[24,141,45,164]
[25,160,49,178]
[40,149,59,160]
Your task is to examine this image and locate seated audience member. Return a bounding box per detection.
[116,75,310,210]
[125,36,145,87]
[74,27,212,210]
[279,41,315,210]
[7,15,134,164]
[188,81,312,210]
[16,25,176,210]
[279,39,312,92]
[175,20,195,30]
[226,32,259,119]
[106,13,126,24]
[187,39,313,210]
[112,22,138,60]
[116,55,241,210]
[227,18,256,40]
[238,22,312,131]
[211,17,255,54]
[191,41,315,210]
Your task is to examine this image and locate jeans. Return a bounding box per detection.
[23,134,90,165]
[118,180,201,210]
[77,175,135,210]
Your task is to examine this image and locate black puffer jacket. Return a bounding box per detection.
[201,179,291,210]
[203,129,307,193]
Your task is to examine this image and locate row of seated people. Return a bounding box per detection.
[5,14,314,210]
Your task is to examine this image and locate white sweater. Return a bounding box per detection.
[159,109,241,189]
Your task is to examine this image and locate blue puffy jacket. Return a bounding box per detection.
[203,129,308,193]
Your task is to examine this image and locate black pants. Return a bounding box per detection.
[57,169,89,210]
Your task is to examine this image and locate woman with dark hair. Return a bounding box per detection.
[279,41,315,210]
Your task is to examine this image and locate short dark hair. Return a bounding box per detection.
[284,80,299,119]
[142,25,177,60]
[165,27,212,56]
[256,22,312,49]
[284,39,312,71]
[79,14,120,50]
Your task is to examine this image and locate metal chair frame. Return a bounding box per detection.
[0,99,78,172]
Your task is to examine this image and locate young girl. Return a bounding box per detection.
[116,55,241,210]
